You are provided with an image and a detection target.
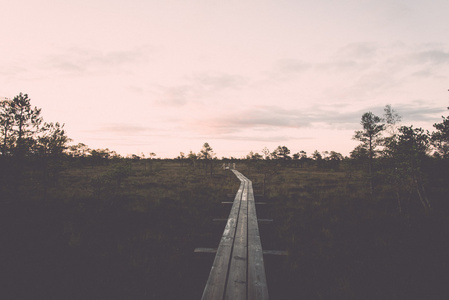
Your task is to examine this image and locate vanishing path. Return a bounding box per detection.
[201,170,268,300]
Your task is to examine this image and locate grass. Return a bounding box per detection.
[1,158,449,299]
[255,161,449,299]
[2,160,237,299]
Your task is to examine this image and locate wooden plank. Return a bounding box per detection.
[201,178,245,300]
[223,201,268,205]
[225,181,248,300]
[247,180,269,300]
[202,186,242,298]
[213,218,272,223]
[202,170,269,300]
[195,248,287,256]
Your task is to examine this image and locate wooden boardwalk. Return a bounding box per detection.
[201,170,269,300]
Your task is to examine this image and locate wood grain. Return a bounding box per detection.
[201,170,268,300]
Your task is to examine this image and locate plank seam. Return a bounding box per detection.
[222,180,243,300]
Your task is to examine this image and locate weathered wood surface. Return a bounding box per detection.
[201,170,269,300]
[195,248,288,256]
[222,201,268,205]
[212,218,272,223]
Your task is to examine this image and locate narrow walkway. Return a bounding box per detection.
[201,170,268,300]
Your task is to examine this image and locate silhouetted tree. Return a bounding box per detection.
[384,104,401,133]
[188,150,197,168]
[292,152,300,167]
[1,93,43,158]
[199,143,213,160]
[35,122,71,192]
[298,150,310,167]
[325,151,343,170]
[246,151,263,160]
[384,126,431,212]
[199,143,214,175]
[67,143,90,158]
[312,150,322,160]
[262,147,270,160]
[131,154,141,160]
[328,151,343,161]
[36,122,70,157]
[273,145,291,160]
[178,152,186,166]
[90,148,111,166]
[0,98,14,156]
[353,112,385,193]
[10,93,42,158]
[350,144,370,167]
[432,107,449,158]
[147,152,156,171]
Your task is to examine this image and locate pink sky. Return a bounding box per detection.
[1,0,449,158]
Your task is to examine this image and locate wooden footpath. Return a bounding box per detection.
[201,170,269,300]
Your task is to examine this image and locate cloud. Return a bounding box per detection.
[191,72,248,91]
[337,43,379,58]
[386,45,449,73]
[189,100,448,137]
[0,65,28,78]
[189,105,370,135]
[190,106,309,134]
[348,70,400,98]
[158,86,191,106]
[147,43,449,114]
[156,71,249,106]
[211,134,314,143]
[266,43,449,102]
[321,42,379,72]
[398,101,447,123]
[44,46,151,75]
[318,43,449,100]
[264,43,384,94]
[272,43,380,76]
[271,59,311,79]
[412,49,449,65]
[405,49,449,78]
[92,123,152,135]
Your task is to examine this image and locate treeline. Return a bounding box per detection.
[0,93,149,163]
[0,93,69,159]
[350,105,447,213]
[2,94,447,164]
[2,93,448,209]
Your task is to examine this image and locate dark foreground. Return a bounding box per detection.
[2,159,449,299]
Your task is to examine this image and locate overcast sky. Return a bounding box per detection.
[1,0,448,158]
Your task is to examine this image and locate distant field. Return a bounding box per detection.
[2,159,449,299]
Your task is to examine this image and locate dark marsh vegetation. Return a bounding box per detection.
[1,159,239,299]
[2,157,449,299]
[239,159,449,299]
[2,94,449,299]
